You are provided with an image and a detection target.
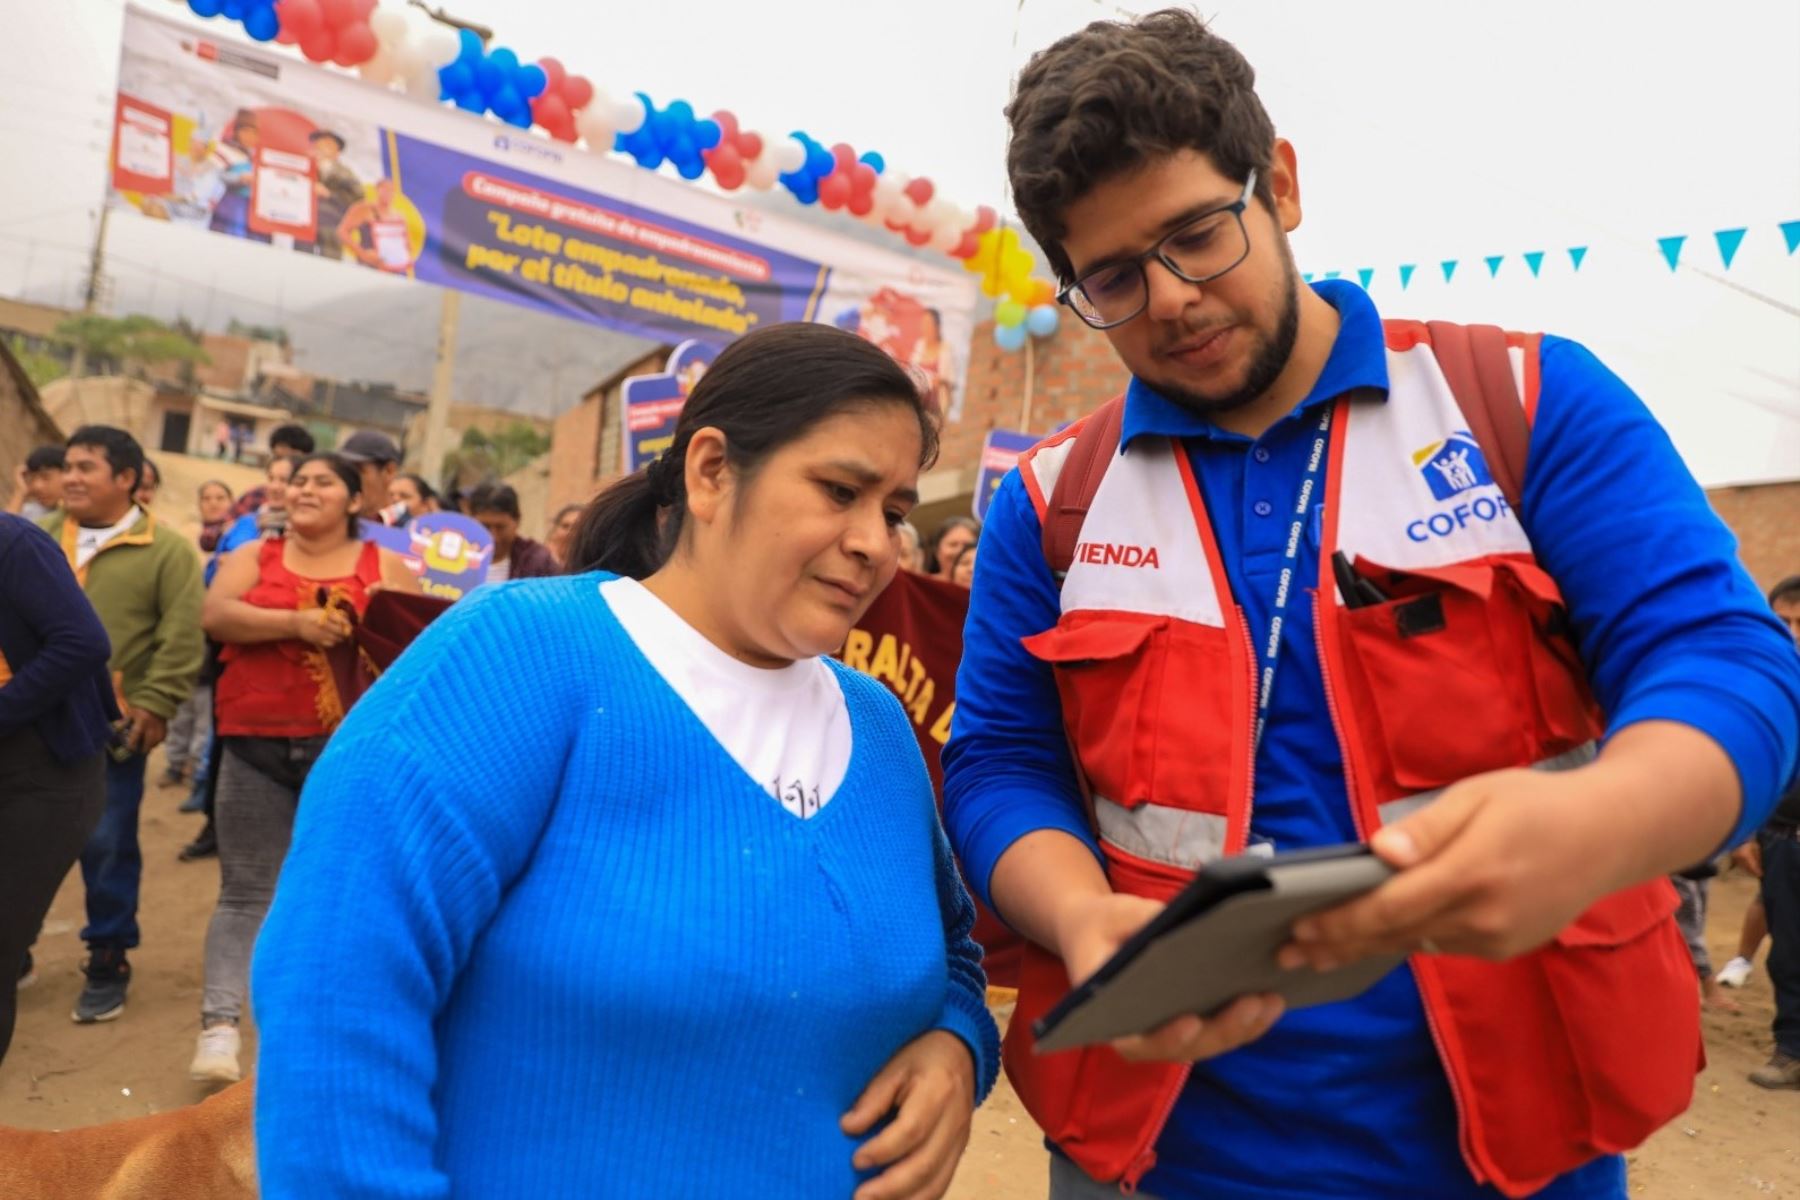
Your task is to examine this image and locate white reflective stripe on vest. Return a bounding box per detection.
[1374,741,1599,828]
[1094,795,1230,872]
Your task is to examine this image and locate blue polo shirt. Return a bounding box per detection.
[943,280,1800,1199]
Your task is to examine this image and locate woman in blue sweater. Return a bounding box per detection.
[0,512,116,1065]
[252,322,999,1199]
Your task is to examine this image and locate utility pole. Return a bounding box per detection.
[70,205,110,380]
[422,288,460,488]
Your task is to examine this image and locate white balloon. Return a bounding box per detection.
[402,67,441,103]
[772,137,807,175]
[359,51,398,87]
[575,107,616,150]
[613,96,648,137]
[390,42,424,76]
[929,222,962,253]
[369,6,409,44]
[419,29,461,69]
[745,158,780,191]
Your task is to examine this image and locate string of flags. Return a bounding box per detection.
[1303,221,1800,289]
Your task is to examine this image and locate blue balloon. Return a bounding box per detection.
[633,148,665,170]
[994,323,1028,352]
[1026,304,1060,338]
[492,85,523,117]
[650,109,678,147]
[667,100,695,123]
[805,142,834,179]
[859,151,886,174]
[222,0,246,19]
[505,110,533,130]
[454,90,487,114]
[458,29,484,63]
[242,4,278,39]
[488,47,519,74]
[439,63,474,95]
[188,0,225,17]
[515,64,547,100]
[693,119,722,151]
[474,60,505,96]
[676,156,706,181]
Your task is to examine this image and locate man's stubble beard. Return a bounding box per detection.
[1137,243,1303,419]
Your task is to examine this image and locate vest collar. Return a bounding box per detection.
[1120,278,1392,451]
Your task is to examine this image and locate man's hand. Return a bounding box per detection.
[1731,840,1763,879]
[125,706,167,754]
[843,1030,976,1200]
[1057,892,1284,1063]
[1281,723,1738,971]
[293,607,353,649]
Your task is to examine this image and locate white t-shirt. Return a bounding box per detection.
[600,577,852,818]
[74,506,142,569]
[487,555,511,584]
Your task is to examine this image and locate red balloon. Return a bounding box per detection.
[904,177,934,207]
[818,173,852,211]
[885,216,908,233]
[738,131,763,162]
[538,57,566,88]
[299,27,336,62]
[905,226,933,247]
[351,0,377,16]
[831,142,857,173]
[561,75,594,112]
[848,193,874,218]
[276,0,322,35]
[973,205,997,233]
[850,163,877,193]
[333,21,378,65]
[274,25,299,44]
[319,0,355,28]
[705,143,741,173]
[532,93,571,131]
[711,110,739,139]
[951,231,980,259]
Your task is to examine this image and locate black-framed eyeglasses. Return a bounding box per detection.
[1058,170,1257,330]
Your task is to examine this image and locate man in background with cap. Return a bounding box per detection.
[338,431,402,525]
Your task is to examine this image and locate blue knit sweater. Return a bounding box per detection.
[251,573,999,1198]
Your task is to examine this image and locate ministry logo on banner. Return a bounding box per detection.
[1412,430,1494,501]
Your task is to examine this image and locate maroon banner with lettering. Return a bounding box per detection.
[837,570,1022,988]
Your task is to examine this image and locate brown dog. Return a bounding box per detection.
[0,1078,256,1199]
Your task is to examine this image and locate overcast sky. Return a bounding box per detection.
[1,0,1795,483]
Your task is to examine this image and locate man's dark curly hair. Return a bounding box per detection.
[1006,8,1277,283]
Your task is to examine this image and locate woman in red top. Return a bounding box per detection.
[190,453,416,1083]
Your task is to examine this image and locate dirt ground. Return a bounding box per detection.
[3,754,1795,1197]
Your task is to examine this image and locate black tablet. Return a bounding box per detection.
[1032,844,1403,1053]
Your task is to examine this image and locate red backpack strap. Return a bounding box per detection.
[1423,321,1531,511]
[1041,395,1127,578]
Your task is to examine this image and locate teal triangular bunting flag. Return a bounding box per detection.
[1713,228,1747,269]
[1569,246,1588,271]
[1323,270,1341,280]
[1399,264,1416,290]
[1302,272,1315,283]
[1523,251,1545,277]
[1357,268,1374,289]
[1779,221,1799,255]
[1657,235,1685,271]
[1484,255,1504,278]
[1441,260,1458,282]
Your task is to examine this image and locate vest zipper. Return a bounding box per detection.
[1312,601,1488,1188]
[1117,608,1261,1194]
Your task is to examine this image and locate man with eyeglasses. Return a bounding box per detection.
[943,11,1800,1200]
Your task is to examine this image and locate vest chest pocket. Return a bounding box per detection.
[1021,612,1238,818]
[1336,556,1598,798]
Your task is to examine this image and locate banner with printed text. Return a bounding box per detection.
[107,5,978,417]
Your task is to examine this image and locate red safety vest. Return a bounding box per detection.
[1004,321,1699,1197]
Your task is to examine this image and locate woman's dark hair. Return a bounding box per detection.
[291,452,365,538]
[926,515,981,575]
[467,480,521,520]
[1005,8,1276,282]
[269,423,316,456]
[396,472,440,509]
[570,323,937,579]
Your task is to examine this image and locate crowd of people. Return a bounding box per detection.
[2,10,1799,1200]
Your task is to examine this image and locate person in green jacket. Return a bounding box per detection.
[39,426,204,1024]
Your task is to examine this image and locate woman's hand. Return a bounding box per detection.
[842,1029,975,1200]
[293,607,352,649]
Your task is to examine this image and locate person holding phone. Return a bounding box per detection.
[944,12,1800,1200]
[250,324,998,1198]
